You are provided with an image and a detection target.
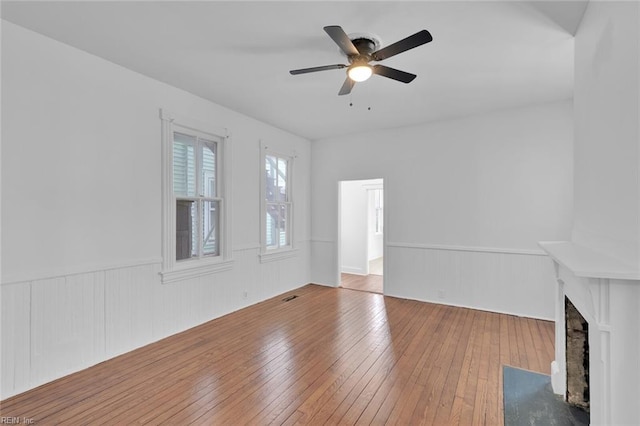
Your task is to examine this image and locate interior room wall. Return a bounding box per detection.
[569,2,640,423]
[1,21,311,398]
[340,180,369,275]
[572,1,640,267]
[311,101,573,319]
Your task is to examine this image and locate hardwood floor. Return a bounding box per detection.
[0,284,554,425]
[341,273,383,294]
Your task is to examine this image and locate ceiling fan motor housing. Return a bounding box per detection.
[352,38,376,55]
[345,34,381,63]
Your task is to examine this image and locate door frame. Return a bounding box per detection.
[336,178,385,290]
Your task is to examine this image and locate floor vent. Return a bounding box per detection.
[282,295,298,302]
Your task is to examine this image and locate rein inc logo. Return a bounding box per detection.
[0,418,34,425]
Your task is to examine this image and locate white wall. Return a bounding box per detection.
[1,21,311,398]
[340,180,369,275]
[568,2,640,423]
[311,101,573,319]
[572,1,640,268]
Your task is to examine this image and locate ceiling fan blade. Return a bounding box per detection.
[372,30,432,61]
[324,25,359,57]
[338,77,355,96]
[373,65,417,83]
[290,64,347,75]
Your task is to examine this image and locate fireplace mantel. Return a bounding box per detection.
[539,241,640,425]
[539,241,640,280]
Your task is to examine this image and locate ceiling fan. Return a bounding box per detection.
[290,25,433,96]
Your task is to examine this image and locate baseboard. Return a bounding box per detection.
[340,267,367,275]
[383,291,555,322]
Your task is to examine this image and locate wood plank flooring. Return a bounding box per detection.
[0,284,554,425]
[341,273,383,294]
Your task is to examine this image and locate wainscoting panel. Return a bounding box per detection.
[260,251,305,298]
[105,264,159,359]
[0,282,31,397]
[154,268,215,340]
[385,244,556,320]
[235,246,261,303]
[1,243,311,399]
[31,273,105,385]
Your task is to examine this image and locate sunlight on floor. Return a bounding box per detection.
[369,257,383,276]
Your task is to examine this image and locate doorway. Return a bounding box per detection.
[338,178,384,294]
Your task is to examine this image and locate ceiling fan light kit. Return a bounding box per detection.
[290,25,432,96]
[348,63,373,82]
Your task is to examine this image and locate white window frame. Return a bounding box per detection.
[259,141,297,263]
[160,109,233,283]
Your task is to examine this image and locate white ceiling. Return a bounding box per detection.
[2,1,586,140]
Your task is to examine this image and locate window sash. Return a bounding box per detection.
[266,201,291,249]
[261,145,293,255]
[173,133,197,197]
[175,197,222,260]
[173,130,220,261]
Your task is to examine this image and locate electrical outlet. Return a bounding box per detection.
[438,290,446,299]
[243,291,248,299]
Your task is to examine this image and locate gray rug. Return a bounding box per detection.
[503,366,589,426]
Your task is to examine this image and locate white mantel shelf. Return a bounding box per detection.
[541,241,640,425]
[539,241,640,281]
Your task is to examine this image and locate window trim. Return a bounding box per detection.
[160,109,233,284]
[259,140,297,263]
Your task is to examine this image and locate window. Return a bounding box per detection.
[173,132,219,260]
[260,142,296,261]
[160,109,233,283]
[265,154,290,249]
